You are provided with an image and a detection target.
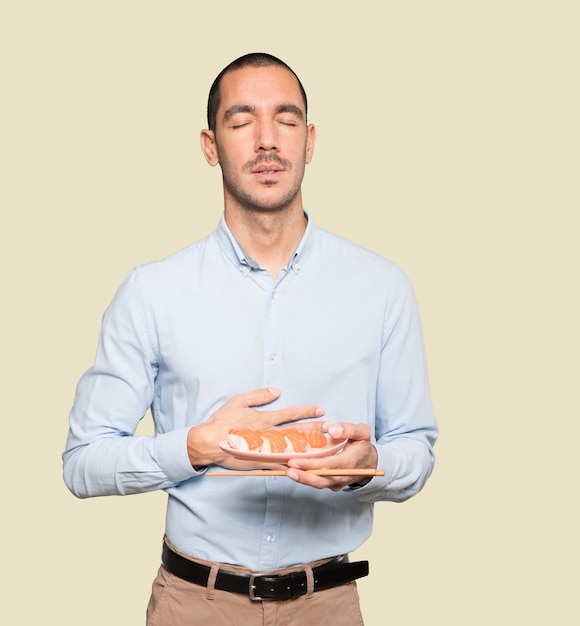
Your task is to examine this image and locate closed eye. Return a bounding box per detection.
[223,105,255,128]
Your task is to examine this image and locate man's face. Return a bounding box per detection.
[201,65,316,214]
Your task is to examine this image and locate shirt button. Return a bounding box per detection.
[268,353,277,361]
[271,291,277,299]
[293,263,301,271]
[266,534,275,543]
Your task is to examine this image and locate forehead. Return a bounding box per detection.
[217,65,305,117]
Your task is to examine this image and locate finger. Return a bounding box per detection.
[234,387,281,408]
[269,405,326,426]
[286,468,346,492]
[281,421,326,433]
[287,455,342,471]
[323,422,371,441]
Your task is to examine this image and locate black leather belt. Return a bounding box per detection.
[162,543,369,601]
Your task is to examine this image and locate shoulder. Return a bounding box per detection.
[314,225,405,278]
[111,232,220,308]
[132,232,217,279]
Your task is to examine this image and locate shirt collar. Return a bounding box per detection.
[214,210,317,276]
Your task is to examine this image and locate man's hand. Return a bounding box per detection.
[286,422,378,491]
[187,387,325,469]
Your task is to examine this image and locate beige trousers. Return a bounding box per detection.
[146,547,365,626]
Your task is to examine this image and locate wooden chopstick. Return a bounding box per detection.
[207,469,384,477]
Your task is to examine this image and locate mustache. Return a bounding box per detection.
[244,153,292,171]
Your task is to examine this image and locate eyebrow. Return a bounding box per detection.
[222,103,304,123]
[275,104,304,119]
[222,105,255,123]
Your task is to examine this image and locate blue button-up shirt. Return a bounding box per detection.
[63,213,438,569]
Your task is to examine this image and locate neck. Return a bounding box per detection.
[224,205,307,279]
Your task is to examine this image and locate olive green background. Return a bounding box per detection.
[2,2,578,624]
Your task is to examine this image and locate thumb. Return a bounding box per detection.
[324,422,344,439]
[324,422,371,441]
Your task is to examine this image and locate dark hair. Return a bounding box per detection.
[207,52,308,131]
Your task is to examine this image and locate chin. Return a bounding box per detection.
[239,192,301,213]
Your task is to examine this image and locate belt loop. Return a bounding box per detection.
[305,566,315,599]
[205,564,220,600]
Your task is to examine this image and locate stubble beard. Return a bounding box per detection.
[220,152,306,214]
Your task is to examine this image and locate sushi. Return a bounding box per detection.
[282,430,308,453]
[227,428,263,451]
[259,430,288,453]
[226,427,329,453]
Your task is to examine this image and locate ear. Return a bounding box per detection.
[200,129,219,166]
[305,124,317,164]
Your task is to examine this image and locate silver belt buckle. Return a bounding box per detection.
[249,573,265,601]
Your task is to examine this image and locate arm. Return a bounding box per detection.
[62,270,324,498]
[287,268,438,499]
[62,269,193,498]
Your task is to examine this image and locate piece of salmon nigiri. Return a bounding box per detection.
[227,428,263,451]
[301,430,328,449]
[259,430,288,453]
[283,430,308,453]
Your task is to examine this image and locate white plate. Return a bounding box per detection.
[218,438,348,463]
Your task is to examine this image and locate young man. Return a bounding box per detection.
[63,53,438,625]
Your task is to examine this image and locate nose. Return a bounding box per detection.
[254,119,279,152]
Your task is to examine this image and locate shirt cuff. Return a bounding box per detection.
[344,444,391,500]
[154,427,200,483]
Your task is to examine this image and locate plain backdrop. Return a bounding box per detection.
[2,2,578,624]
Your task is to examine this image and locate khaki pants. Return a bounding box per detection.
[146,549,365,626]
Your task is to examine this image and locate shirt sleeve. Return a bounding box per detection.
[62,269,199,498]
[351,266,438,503]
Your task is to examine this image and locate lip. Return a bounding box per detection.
[251,164,284,174]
